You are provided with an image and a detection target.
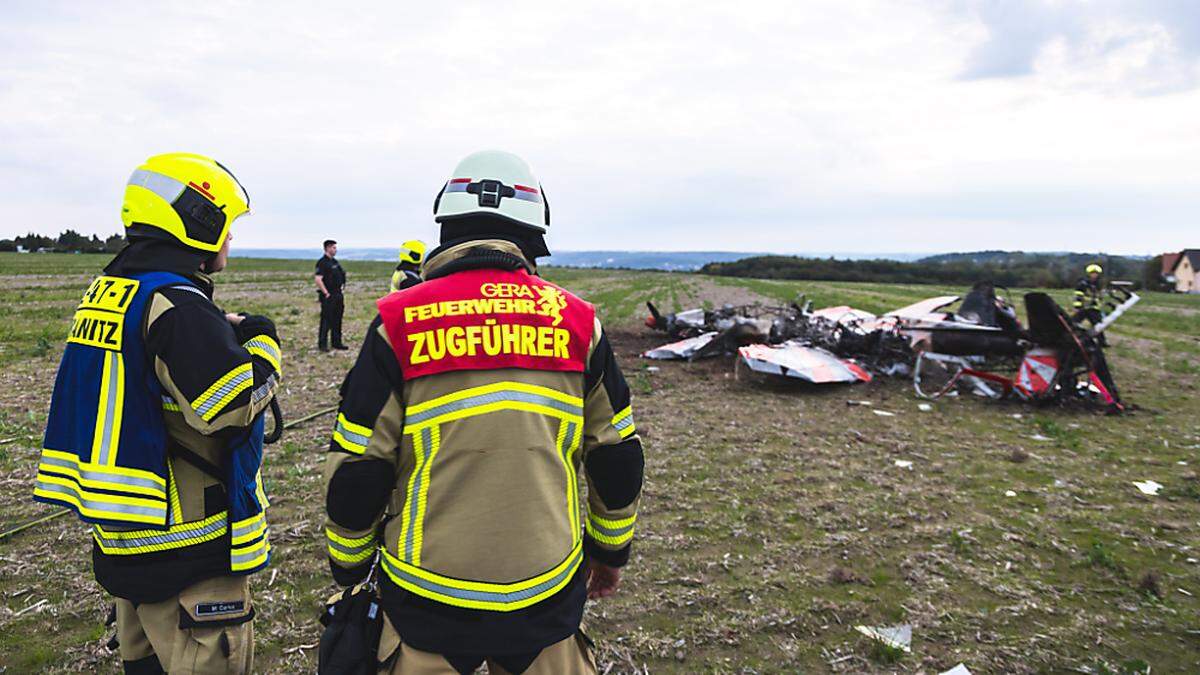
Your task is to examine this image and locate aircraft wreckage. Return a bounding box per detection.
[642,282,1138,412]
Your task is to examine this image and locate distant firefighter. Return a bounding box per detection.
[390,239,426,292]
[1073,263,1105,328]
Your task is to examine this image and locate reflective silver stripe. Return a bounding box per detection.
[250,373,277,405]
[40,455,164,491]
[335,418,371,448]
[232,517,266,540]
[245,337,281,362]
[230,542,268,567]
[35,479,167,519]
[383,545,583,605]
[613,415,634,432]
[94,518,226,550]
[562,421,578,463]
[194,368,254,418]
[404,427,434,562]
[588,517,635,540]
[328,537,375,558]
[97,351,121,465]
[406,391,581,426]
[128,169,186,204]
[168,284,208,299]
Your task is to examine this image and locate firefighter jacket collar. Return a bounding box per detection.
[422,239,534,280]
[103,240,216,298]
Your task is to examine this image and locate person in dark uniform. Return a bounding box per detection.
[315,239,348,351]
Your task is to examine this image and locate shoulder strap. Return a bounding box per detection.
[168,439,224,482]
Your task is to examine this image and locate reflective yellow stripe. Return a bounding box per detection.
[191,362,254,421]
[37,450,166,497]
[404,382,583,431]
[231,514,267,546]
[586,511,636,546]
[558,419,581,544]
[612,405,636,439]
[400,426,441,564]
[254,468,270,510]
[34,474,168,526]
[91,351,125,466]
[410,426,440,566]
[167,460,182,524]
[408,381,582,415]
[380,542,583,612]
[93,511,227,555]
[230,513,270,572]
[327,528,377,564]
[231,539,270,572]
[332,413,372,454]
[244,335,282,374]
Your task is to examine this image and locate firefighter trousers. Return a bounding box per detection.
[377,614,597,675]
[319,293,345,349]
[115,575,254,674]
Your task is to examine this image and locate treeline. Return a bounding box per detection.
[700,252,1160,289]
[1,230,124,254]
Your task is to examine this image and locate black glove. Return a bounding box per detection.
[234,313,279,345]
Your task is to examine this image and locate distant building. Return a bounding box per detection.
[1161,252,1182,285]
[1172,249,1200,294]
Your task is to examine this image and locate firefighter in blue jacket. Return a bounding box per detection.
[34,153,282,674]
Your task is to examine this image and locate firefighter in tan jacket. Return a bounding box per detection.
[323,151,643,674]
[36,154,280,674]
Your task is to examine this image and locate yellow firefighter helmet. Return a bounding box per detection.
[120,153,250,254]
[398,239,427,265]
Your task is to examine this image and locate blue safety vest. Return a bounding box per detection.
[35,271,271,574]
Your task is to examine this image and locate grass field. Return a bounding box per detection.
[0,252,1198,673]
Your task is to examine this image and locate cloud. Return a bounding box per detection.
[0,1,1196,256]
[957,0,1200,94]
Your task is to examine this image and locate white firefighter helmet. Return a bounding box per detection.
[433,150,549,233]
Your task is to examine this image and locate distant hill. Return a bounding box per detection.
[701,251,1157,288]
[917,250,1148,266]
[233,248,931,271]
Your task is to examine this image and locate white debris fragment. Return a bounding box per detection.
[1132,480,1163,496]
[1178,461,1188,466]
[1011,413,1023,419]
[1030,434,1051,442]
[894,460,913,469]
[918,403,932,412]
[646,366,660,373]
[941,665,972,675]
[1053,479,1066,488]
[854,624,912,653]
[1005,490,1017,497]
[847,400,873,407]
[872,409,896,417]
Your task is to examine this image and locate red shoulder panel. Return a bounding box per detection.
[377,268,595,380]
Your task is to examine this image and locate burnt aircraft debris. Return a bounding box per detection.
[643,297,911,384]
[642,281,1138,411]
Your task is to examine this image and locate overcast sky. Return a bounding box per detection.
[1,1,1197,255]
